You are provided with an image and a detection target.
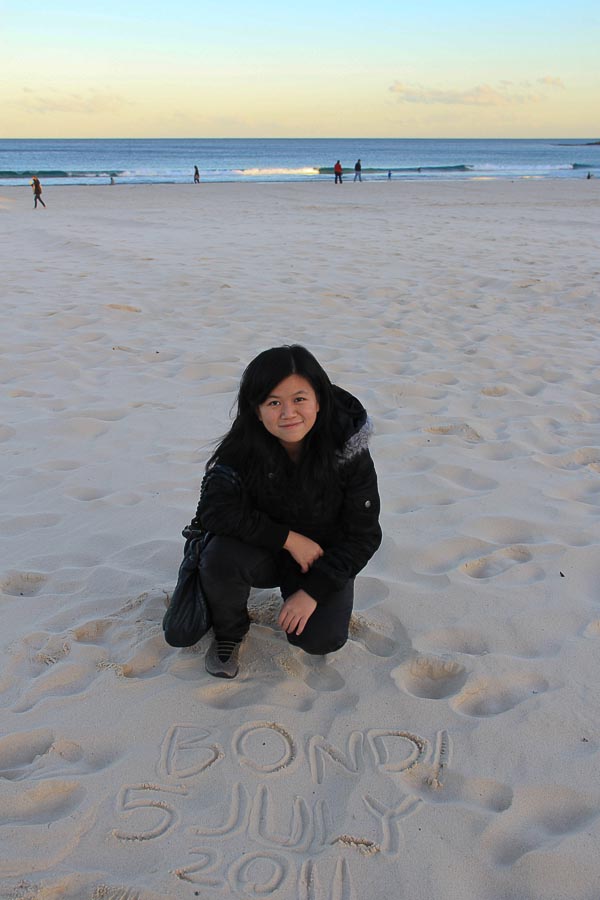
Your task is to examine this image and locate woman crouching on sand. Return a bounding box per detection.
[187,345,382,678]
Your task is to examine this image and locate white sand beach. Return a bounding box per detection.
[1,179,599,900]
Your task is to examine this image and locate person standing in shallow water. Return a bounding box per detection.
[31,176,46,208]
[334,160,343,184]
[194,166,200,183]
[354,159,362,181]
[185,345,382,678]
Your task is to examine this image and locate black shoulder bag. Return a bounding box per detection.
[162,529,212,647]
[162,465,242,648]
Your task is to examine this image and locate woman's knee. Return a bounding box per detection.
[286,631,348,655]
[200,535,276,587]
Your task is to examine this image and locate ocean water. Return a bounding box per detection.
[0,138,598,186]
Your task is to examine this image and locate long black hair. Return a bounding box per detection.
[207,345,338,502]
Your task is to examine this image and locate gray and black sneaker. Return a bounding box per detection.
[205,639,241,679]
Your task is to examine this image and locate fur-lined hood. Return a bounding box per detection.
[332,385,374,463]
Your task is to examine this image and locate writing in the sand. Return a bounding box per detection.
[113,721,449,896]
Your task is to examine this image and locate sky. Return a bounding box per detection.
[2,0,599,138]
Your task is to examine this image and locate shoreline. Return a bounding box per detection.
[1,170,597,188]
[2,177,598,194]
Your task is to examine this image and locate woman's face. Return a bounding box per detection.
[257,374,320,455]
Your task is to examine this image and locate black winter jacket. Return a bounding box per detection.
[190,386,382,604]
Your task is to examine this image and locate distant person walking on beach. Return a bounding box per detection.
[334,160,343,184]
[194,166,200,183]
[31,176,46,209]
[387,170,392,180]
[354,159,362,182]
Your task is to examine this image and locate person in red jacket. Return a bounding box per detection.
[334,160,343,184]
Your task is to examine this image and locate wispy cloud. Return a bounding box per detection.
[18,87,131,115]
[389,78,566,107]
[538,76,565,89]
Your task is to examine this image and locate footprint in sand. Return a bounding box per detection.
[0,727,111,782]
[451,672,549,717]
[0,513,61,535]
[353,574,389,610]
[66,486,110,501]
[393,655,467,700]
[349,613,404,658]
[552,479,600,507]
[1,778,86,826]
[413,537,490,576]
[408,767,513,814]
[119,634,173,679]
[520,380,545,397]
[105,303,141,312]
[0,571,47,597]
[0,728,56,780]
[8,388,39,398]
[12,654,104,713]
[425,423,483,443]
[537,446,600,473]
[51,881,168,900]
[461,545,533,579]
[289,653,346,692]
[57,418,109,439]
[482,785,598,865]
[78,407,130,422]
[0,632,71,706]
[70,617,114,643]
[583,620,600,638]
[432,465,498,492]
[481,385,508,397]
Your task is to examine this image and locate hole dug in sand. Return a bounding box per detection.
[393,654,467,699]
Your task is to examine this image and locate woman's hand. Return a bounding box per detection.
[283,531,324,573]
[278,590,317,635]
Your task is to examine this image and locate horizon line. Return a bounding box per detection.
[1,135,599,142]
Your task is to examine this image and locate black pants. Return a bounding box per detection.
[199,536,354,655]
